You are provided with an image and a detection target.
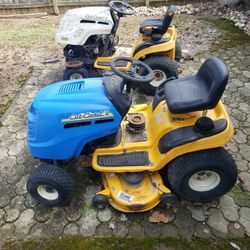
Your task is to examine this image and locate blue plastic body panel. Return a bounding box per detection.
[28,78,122,160]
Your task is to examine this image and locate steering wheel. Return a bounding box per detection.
[109,1,135,16]
[110,57,154,84]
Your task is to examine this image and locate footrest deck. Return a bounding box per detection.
[97,151,150,167]
[96,61,129,67]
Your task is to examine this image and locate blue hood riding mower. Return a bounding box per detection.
[27,57,237,212]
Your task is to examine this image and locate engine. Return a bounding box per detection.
[64,34,117,66]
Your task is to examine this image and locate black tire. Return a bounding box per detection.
[92,194,109,210]
[63,67,88,80]
[139,56,178,95]
[175,40,182,62]
[27,165,75,207]
[167,148,237,202]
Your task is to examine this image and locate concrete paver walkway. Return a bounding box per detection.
[0,27,249,243]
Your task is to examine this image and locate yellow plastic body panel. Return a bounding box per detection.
[92,101,234,173]
[133,26,177,60]
[94,56,132,71]
[94,56,114,70]
[96,172,171,213]
[94,26,177,70]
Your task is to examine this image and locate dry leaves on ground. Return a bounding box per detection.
[149,211,169,224]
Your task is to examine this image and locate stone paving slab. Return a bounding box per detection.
[0,42,250,243]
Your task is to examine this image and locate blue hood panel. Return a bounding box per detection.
[28,78,122,160]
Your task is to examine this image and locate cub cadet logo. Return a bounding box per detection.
[62,111,113,123]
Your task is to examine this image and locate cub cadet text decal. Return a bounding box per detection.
[62,111,113,123]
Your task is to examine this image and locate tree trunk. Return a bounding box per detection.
[146,0,150,7]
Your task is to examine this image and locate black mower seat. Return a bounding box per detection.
[164,57,229,114]
[140,5,176,36]
[139,19,162,33]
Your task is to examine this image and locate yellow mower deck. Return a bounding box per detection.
[97,172,170,213]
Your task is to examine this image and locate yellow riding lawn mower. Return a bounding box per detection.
[27,56,237,212]
[56,1,182,95]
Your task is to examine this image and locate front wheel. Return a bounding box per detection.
[27,165,75,207]
[63,67,88,80]
[167,148,237,202]
[139,56,178,95]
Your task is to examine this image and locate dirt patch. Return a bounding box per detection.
[118,14,220,56]
[0,14,220,118]
[0,16,62,117]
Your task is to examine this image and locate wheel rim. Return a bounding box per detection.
[188,171,220,192]
[150,69,167,87]
[37,184,59,201]
[97,202,105,209]
[70,73,83,80]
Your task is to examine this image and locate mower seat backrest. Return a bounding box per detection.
[197,57,229,104]
[160,5,176,35]
[139,5,176,36]
[164,57,229,114]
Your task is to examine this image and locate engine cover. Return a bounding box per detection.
[28,78,121,160]
[55,7,114,45]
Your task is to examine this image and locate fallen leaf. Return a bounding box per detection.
[149,211,169,224]
[120,214,128,221]
[108,222,115,230]
[230,242,241,250]
[234,223,241,230]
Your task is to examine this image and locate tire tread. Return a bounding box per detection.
[27,165,75,206]
[167,148,237,201]
[139,55,178,95]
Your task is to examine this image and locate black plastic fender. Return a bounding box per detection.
[158,119,228,154]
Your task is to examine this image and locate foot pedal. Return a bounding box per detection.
[97,151,150,167]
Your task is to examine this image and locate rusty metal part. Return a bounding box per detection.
[126,113,146,134]
[121,172,144,185]
[65,60,84,68]
[128,204,145,212]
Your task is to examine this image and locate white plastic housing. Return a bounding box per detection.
[55,7,114,45]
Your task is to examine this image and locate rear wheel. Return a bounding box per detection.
[27,165,75,207]
[167,148,237,202]
[63,67,88,80]
[139,56,178,95]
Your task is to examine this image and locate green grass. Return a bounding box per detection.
[229,185,250,207]
[199,17,250,50]
[0,67,32,118]
[17,67,33,86]
[0,22,56,48]
[0,98,13,117]
[3,236,250,250]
